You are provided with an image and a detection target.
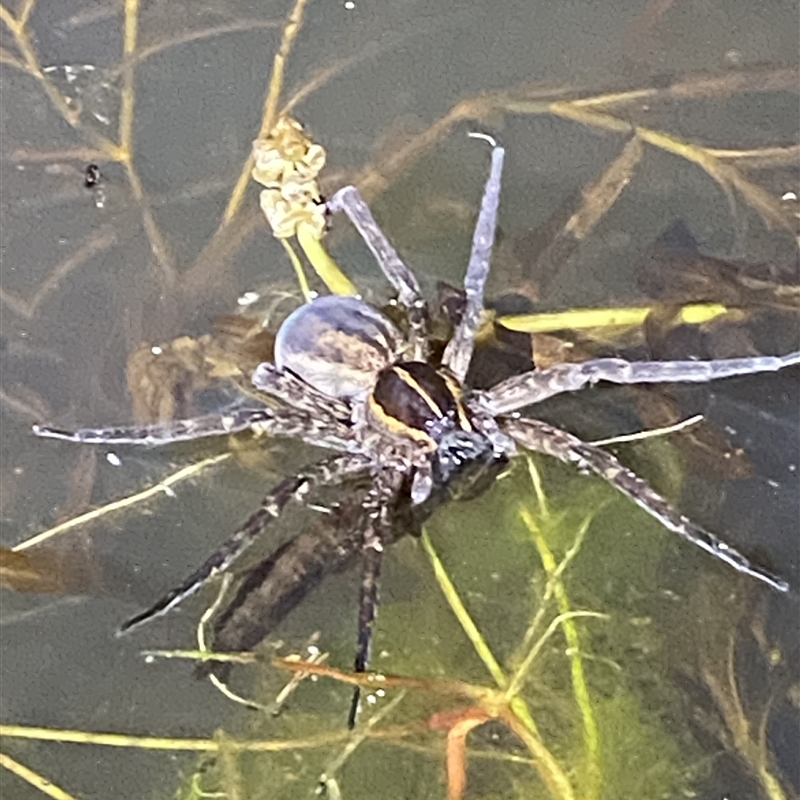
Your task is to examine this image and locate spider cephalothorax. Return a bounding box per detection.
[34,135,799,725]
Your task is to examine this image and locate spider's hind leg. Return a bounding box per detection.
[348,522,385,729]
[347,474,400,728]
[500,416,789,593]
[118,452,371,635]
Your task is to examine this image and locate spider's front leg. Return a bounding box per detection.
[326,185,422,307]
[481,351,800,416]
[500,416,789,592]
[442,135,505,383]
[118,452,372,634]
[326,185,429,360]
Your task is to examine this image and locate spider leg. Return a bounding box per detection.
[348,472,401,728]
[117,452,372,635]
[442,137,505,383]
[34,404,356,452]
[197,486,372,682]
[348,519,385,728]
[482,351,800,416]
[499,416,789,592]
[326,185,429,360]
[32,408,276,445]
[251,362,351,421]
[326,186,422,307]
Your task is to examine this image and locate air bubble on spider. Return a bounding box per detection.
[274,294,401,399]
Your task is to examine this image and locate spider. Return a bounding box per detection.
[34,134,798,726]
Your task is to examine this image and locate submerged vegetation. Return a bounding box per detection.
[1,0,797,798]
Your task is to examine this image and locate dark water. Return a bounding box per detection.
[1,1,798,798]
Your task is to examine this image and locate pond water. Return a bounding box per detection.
[1,1,798,798]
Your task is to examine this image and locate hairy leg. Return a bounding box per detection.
[250,362,351,421]
[482,351,800,415]
[326,185,429,360]
[348,472,400,728]
[326,186,422,308]
[500,416,789,592]
[33,408,276,446]
[197,486,372,682]
[118,452,373,634]
[34,402,356,452]
[442,136,505,383]
[348,521,385,728]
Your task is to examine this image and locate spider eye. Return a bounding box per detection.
[274,295,400,399]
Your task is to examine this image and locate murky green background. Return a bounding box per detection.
[1,1,798,798]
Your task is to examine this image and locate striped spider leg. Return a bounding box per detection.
[32,407,284,446]
[119,452,373,634]
[326,186,423,309]
[469,351,799,590]
[33,367,372,633]
[32,362,357,450]
[349,469,404,728]
[478,351,800,415]
[496,416,789,592]
[327,178,429,361]
[442,134,505,383]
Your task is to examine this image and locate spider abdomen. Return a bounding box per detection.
[274,295,401,399]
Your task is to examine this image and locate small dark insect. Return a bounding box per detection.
[35,135,798,726]
[84,163,101,188]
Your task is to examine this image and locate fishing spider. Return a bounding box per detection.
[35,134,798,726]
